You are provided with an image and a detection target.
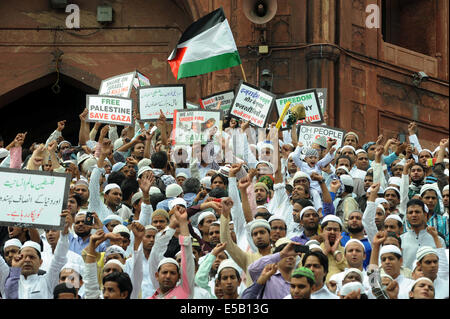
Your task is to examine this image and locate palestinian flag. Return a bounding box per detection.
[168,7,241,80]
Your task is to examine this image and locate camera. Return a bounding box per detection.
[85,212,94,226]
[293,244,309,254]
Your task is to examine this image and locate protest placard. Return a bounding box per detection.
[187,101,200,109]
[316,88,327,113]
[229,81,275,128]
[201,90,235,115]
[138,84,186,120]
[297,124,346,149]
[275,89,324,130]
[86,95,133,126]
[0,168,71,230]
[173,109,223,145]
[133,70,151,89]
[98,71,135,98]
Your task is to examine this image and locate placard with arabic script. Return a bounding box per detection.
[138,84,186,120]
[0,168,71,230]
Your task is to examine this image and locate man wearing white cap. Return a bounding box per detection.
[0,239,22,297]
[220,197,273,287]
[378,244,414,299]
[87,139,123,222]
[156,183,184,212]
[216,259,242,299]
[443,184,449,218]
[69,212,107,256]
[335,174,359,230]
[415,245,449,299]
[4,211,71,299]
[320,215,348,281]
[384,214,404,236]
[268,216,287,246]
[384,186,401,216]
[362,183,387,247]
[149,204,195,299]
[290,205,320,245]
[73,179,90,213]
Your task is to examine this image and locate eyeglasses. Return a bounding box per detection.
[271,227,286,231]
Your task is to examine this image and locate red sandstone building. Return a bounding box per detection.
[0,0,448,148]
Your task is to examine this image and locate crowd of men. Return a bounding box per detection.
[0,108,448,300]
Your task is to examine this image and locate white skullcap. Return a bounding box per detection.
[388,177,402,188]
[321,215,343,228]
[61,262,83,276]
[249,218,271,232]
[168,198,187,210]
[443,184,449,192]
[149,186,162,195]
[257,141,274,152]
[166,183,183,198]
[145,225,158,232]
[21,241,41,253]
[416,246,438,262]
[58,140,72,148]
[420,184,440,197]
[217,259,241,275]
[376,204,386,215]
[137,166,152,178]
[104,245,126,258]
[299,206,317,220]
[380,244,402,257]
[344,239,365,252]
[344,132,359,142]
[380,273,394,281]
[341,145,356,153]
[210,220,221,227]
[292,171,311,182]
[336,166,350,174]
[256,160,274,172]
[4,238,22,249]
[113,138,124,151]
[176,172,189,179]
[305,239,320,247]
[137,158,152,170]
[0,148,9,159]
[274,237,292,249]
[198,211,216,225]
[375,198,389,206]
[200,176,212,190]
[343,268,364,281]
[131,191,144,205]
[419,149,433,156]
[384,214,403,224]
[340,281,365,296]
[157,257,179,271]
[309,244,323,252]
[104,183,121,194]
[355,149,367,155]
[340,174,354,187]
[103,214,124,225]
[75,211,87,219]
[409,277,434,292]
[384,186,400,197]
[268,215,286,224]
[104,259,125,271]
[112,224,130,236]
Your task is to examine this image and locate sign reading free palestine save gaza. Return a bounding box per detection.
[86,95,133,126]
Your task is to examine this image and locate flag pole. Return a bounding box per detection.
[240,64,247,82]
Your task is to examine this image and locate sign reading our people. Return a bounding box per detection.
[86,95,133,126]
[229,81,275,128]
[275,89,324,130]
[173,109,223,145]
[98,71,136,98]
[297,124,346,149]
[201,90,235,115]
[0,168,70,230]
[138,84,186,120]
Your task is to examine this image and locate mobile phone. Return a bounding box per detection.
[85,212,94,226]
[294,244,309,254]
[367,267,389,299]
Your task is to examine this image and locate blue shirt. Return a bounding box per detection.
[340,232,372,270]
[68,233,107,255]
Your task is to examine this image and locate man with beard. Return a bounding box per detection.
[220,197,272,287]
[207,221,221,249]
[247,239,303,299]
[268,216,287,246]
[68,212,107,255]
[443,185,449,217]
[319,215,348,281]
[356,171,374,212]
[3,211,71,299]
[384,186,401,216]
[291,205,320,245]
[341,211,372,269]
[254,182,270,206]
[73,179,90,213]
[401,159,426,201]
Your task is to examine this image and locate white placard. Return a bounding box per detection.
[99,71,136,98]
[138,85,186,120]
[201,90,235,115]
[297,124,346,149]
[87,95,133,126]
[0,168,70,229]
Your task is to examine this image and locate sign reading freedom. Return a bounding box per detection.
[0,168,71,230]
[297,124,346,149]
[87,95,133,126]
